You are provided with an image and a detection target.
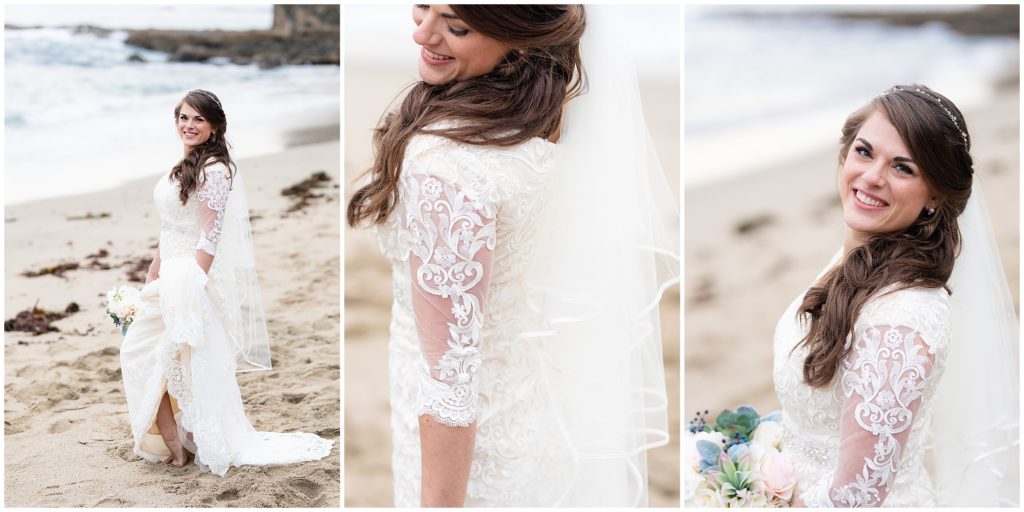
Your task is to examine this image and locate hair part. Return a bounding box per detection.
[796,84,973,388]
[346,5,587,227]
[170,89,235,205]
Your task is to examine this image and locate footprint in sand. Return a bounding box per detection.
[312,319,334,331]
[316,427,340,438]
[105,442,141,462]
[48,418,75,434]
[216,489,241,502]
[164,479,200,495]
[94,497,134,507]
[283,392,307,404]
[70,346,121,384]
[286,476,322,500]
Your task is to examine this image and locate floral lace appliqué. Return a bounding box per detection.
[775,282,950,508]
[399,174,496,428]
[195,165,231,256]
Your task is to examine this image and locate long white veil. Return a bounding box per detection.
[210,170,273,372]
[516,5,680,506]
[931,177,1019,506]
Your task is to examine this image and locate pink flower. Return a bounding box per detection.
[118,305,136,320]
[759,449,797,503]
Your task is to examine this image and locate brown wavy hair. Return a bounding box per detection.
[170,89,235,205]
[346,5,587,227]
[796,85,974,388]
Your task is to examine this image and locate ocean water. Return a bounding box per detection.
[685,6,1019,188]
[4,5,339,205]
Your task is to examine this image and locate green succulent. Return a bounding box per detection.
[715,405,761,445]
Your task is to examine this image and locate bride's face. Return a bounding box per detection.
[838,110,937,244]
[177,102,213,149]
[411,4,511,85]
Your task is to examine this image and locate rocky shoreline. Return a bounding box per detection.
[123,28,338,68]
[830,4,1018,37]
[5,5,339,69]
[717,5,1019,38]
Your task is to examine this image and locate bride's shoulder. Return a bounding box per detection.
[859,284,951,346]
[199,158,233,181]
[405,124,554,178]
[402,125,555,205]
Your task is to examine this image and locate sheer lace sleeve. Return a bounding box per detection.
[398,173,497,428]
[802,322,938,507]
[195,164,232,256]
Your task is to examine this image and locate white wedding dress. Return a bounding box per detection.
[773,251,951,507]
[375,132,574,506]
[119,162,333,476]
[372,9,676,506]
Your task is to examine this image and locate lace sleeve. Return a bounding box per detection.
[399,173,496,428]
[195,164,232,256]
[802,323,937,507]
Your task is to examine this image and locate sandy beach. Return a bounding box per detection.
[343,62,681,506]
[4,135,342,507]
[684,80,1020,423]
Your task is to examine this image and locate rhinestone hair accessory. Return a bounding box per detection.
[188,89,224,111]
[880,86,968,146]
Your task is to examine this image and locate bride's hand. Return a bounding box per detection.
[194,250,214,275]
[146,248,161,284]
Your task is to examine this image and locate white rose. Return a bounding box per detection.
[752,420,784,450]
[688,479,725,508]
[746,441,773,466]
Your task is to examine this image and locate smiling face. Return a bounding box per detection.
[176,101,213,150]
[839,110,938,248]
[411,4,511,85]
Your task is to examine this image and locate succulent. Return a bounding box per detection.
[715,405,761,448]
[695,440,721,474]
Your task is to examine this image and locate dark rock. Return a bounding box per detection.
[830,5,1019,37]
[123,27,339,69]
[72,25,115,38]
[172,44,213,63]
[272,5,340,35]
[127,53,146,63]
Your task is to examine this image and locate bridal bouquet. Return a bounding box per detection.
[106,285,142,335]
[685,405,796,507]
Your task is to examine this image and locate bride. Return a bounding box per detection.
[774,85,1018,506]
[347,4,678,507]
[119,89,332,476]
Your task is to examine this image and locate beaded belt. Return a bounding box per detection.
[781,422,836,466]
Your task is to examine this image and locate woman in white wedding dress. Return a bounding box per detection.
[119,89,332,476]
[774,85,1018,507]
[347,5,678,507]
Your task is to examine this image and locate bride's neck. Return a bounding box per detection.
[547,105,566,143]
[843,228,868,256]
